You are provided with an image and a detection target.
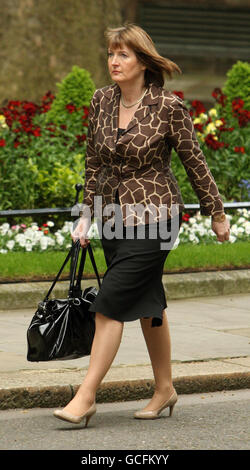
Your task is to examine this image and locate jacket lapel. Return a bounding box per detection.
[103,83,159,146]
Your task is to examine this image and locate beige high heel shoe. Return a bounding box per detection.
[53,402,96,427]
[134,389,178,419]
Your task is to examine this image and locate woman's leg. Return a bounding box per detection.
[62,311,124,416]
[139,309,175,411]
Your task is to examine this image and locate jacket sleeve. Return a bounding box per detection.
[82,91,101,220]
[167,98,225,216]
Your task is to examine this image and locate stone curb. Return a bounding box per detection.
[1,371,249,410]
[0,269,249,310]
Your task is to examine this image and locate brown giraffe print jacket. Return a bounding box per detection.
[82,82,224,226]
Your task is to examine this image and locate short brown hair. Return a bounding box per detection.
[105,23,182,87]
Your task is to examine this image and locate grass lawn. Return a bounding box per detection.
[0,241,249,282]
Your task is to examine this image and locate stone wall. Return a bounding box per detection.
[0,0,122,103]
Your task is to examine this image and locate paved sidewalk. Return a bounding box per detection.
[0,292,249,409]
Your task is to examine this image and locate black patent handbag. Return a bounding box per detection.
[27,240,101,362]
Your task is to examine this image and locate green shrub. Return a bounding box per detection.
[221,61,250,119]
[171,82,250,205]
[45,66,95,126]
[0,67,94,227]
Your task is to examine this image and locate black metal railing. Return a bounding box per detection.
[0,183,249,219]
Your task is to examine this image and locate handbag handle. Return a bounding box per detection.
[69,241,102,297]
[76,242,101,289]
[43,240,101,302]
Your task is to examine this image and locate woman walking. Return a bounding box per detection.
[54,24,230,426]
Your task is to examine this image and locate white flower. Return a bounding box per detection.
[237,217,246,224]
[40,238,49,250]
[6,240,15,250]
[25,242,33,252]
[189,233,199,243]
[0,223,10,235]
[56,235,65,246]
[231,224,239,235]
[243,221,250,234]
[46,237,55,246]
[61,222,73,233]
[204,218,211,228]
[15,234,26,247]
[0,249,7,254]
[197,227,206,236]
[47,221,54,227]
[237,208,248,217]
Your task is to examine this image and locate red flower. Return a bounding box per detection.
[182,213,190,222]
[42,223,48,227]
[66,104,76,113]
[76,134,86,144]
[212,88,227,107]
[190,99,206,116]
[41,104,51,113]
[46,126,56,132]
[173,91,184,100]
[32,127,41,137]
[238,110,250,127]
[83,106,89,117]
[231,99,250,127]
[22,102,37,114]
[8,101,21,109]
[232,98,244,111]
[194,123,203,132]
[205,134,228,150]
[14,141,21,148]
[42,91,55,103]
[234,146,245,153]
[0,139,6,147]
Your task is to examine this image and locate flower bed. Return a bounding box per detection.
[0,209,249,253]
[0,83,249,216]
[170,87,250,204]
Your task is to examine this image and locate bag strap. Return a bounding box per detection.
[69,239,81,295]
[87,244,101,288]
[43,240,101,301]
[43,240,78,301]
[75,243,101,289]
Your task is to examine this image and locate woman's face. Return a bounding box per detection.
[107,43,145,86]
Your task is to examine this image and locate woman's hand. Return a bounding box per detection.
[211,215,230,243]
[71,216,91,248]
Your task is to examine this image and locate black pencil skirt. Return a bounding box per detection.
[88,191,182,327]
